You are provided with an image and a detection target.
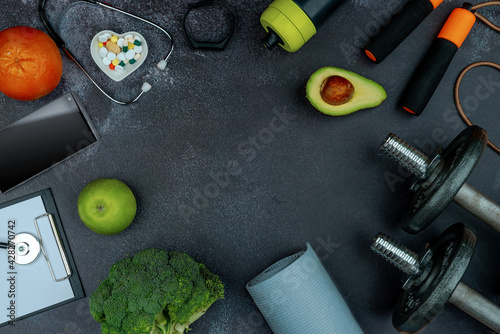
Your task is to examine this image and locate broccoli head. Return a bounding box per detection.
[89,248,224,334]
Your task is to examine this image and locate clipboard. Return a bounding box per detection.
[0,189,84,326]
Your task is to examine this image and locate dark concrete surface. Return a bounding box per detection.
[1,0,499,333]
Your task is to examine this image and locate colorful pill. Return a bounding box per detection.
[109,63,115,70]
[110,35,118,43]
[128,43,135,49]
[112,59,119,66]
[133,40,141,46]
[98,42,104,48]
[119,61,126,66]
[129,58,136,64]
[123,45,128,52]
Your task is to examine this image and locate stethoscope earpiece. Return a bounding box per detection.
[141,82,152,93]
[157,60,168,71]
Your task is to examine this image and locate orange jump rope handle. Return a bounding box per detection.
[399,6,476,116]
[364,0,444,63]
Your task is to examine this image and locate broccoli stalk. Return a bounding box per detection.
[170,308,210,334]
[89,249,224,334]
[168,299,218,334]
[152,311,170,334]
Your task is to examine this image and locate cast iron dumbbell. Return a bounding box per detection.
[380,125,500,233]
[371,223,500,333]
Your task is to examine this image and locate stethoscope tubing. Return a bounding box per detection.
[38,0,174,105]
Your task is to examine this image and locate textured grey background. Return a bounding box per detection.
[0,0,499,333]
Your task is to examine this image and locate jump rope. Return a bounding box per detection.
[365,0,500,154]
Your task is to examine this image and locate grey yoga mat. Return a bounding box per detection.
[246,243,363,334]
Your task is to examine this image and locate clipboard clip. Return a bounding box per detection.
[34,213,72,282]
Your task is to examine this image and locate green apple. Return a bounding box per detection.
[77,178,137,235]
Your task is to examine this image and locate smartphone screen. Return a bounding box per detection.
[0,92,99,192]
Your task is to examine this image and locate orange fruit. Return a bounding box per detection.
[0,26,63,101]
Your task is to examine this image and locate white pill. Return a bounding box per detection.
[117,52,126,61]
[98,35,108,43]
[124,34,133,40]
[134,53,141,60]
[115,65,124,72]
[104,33,112,39]
[117,38,125,48]
[99,47,108,58]
[125,50,135,59]
[133,45,143,53]
[107,52,116,60]
[102,57,111,66]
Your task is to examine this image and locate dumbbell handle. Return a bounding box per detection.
[381,134,500,232]
[454,183,500,233]
[449,282,500,332]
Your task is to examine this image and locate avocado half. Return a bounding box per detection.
[306,67,387,116]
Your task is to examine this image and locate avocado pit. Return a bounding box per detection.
[320,75,354,106]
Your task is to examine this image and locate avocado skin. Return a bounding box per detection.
[306,67,387,116]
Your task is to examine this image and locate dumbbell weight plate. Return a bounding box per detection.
[393,223,476,333]
[402,126,488,234]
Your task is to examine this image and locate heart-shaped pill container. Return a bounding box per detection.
[90,30,148,82]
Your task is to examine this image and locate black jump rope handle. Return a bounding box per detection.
[399,39,457,115]
[400,6,476,116]
[364,0,443,63]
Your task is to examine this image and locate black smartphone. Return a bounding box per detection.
[0,92,100,192]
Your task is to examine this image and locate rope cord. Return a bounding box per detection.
[471,1,500,32]
[454,1,500,154]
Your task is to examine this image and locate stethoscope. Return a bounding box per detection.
[39,0,174,105]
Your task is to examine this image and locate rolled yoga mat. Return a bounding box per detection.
[246,243,363,334]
